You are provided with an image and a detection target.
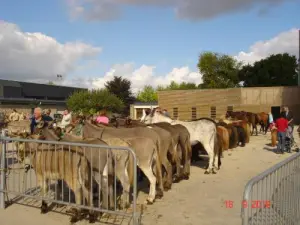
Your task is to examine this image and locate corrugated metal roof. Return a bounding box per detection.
[0,79,87,99]
[0,97,66,105]
[0,79,21,87]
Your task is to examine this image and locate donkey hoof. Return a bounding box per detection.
[146,199,154,205]
[70,215,79,224]
[183,174,189,180]
[40,203,48,214]
[163,187,170,191]
[212,170,217,174]
[89,213,97,223]
[172,176,180,183]
[155,190,164,199]
[204,170,210,175]
[40,208,47,214]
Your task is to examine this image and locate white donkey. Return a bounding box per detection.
[141,108,219,174]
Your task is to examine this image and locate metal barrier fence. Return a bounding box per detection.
[0,134,140,225]
[241,152,300,225]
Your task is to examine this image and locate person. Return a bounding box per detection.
[59,109,72,129]
[268,112,275,130]
[155,107,162,113]
[283,106,294,130]
[9,109,20,121]
[19,112,26,121]
[162,109,170,117]
[30,107,43,134]
[43,109,53,122]
[96,109,109,125]
[275,112,289,153]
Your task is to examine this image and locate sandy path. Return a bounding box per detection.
[0,129,298,225]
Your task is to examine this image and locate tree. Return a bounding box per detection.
[238,53,298,87]
[67,89,124,115]
[136,85,158,102]
[197,51,241,88]
[105,76,135,104]
[47,81,55,85]
[157,81,198,91]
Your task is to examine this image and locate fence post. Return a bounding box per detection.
[0,130,7,209]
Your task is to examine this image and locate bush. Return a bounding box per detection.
[67,89,124,115]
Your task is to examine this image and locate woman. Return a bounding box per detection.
[96,109,109,125]
[269,112,275,130]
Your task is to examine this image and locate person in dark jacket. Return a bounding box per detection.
[30,107,44,134]
[42,109,53,122]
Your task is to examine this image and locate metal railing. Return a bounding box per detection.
[0,134,140,225]
[241,152,300,225]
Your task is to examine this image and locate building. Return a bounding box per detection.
[130,102,158,119]
[0,79,86,114]
[158,86,300,123]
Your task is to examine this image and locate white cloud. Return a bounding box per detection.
[92,63,202,93]
[0,21,101,82]
[235,28,299,64]
[66,0,295,21]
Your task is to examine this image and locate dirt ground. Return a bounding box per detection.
[0,128,299,225]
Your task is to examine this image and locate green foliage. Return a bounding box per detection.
[238,53,298,87]
[158,81,198,91]
[198,51,241,88]
[136,85,158,102]
[47,81,55,85]
[105,76,135,105]
[67,89,124,115]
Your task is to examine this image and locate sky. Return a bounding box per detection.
[0,0,299,93]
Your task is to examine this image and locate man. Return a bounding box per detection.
[162,109,170,117]
[43,109,53,122]
[9,109,20,121]
[275,112,289,153]
[283,106,294,131]
[59,109,72,129]
[155,107,162,113]
[30,107,43,134]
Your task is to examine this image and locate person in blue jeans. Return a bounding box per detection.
[275,112,289,153]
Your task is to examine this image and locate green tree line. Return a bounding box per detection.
[67,52,298,112]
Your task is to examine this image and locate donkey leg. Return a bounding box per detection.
[70,185,84,224]
[39,178,49,214]
[182,140,191,180]
[162,157,173,190]
[101,169,110,210]
[213,151,219,171]
[115,164,131,210]
[152,153,164,199]
[139,165,156,205]
[203,142,215,174]
[173,144,182,183]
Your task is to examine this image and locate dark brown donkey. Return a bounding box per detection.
[81,119,174,191]
[116,119,191,182]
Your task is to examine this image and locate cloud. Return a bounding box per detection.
[235,28,299,64]
[0,21,101,82]
[66,0,295,21]
[92,63,202,93]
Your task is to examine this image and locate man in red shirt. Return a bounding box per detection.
[275,112,289,153]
